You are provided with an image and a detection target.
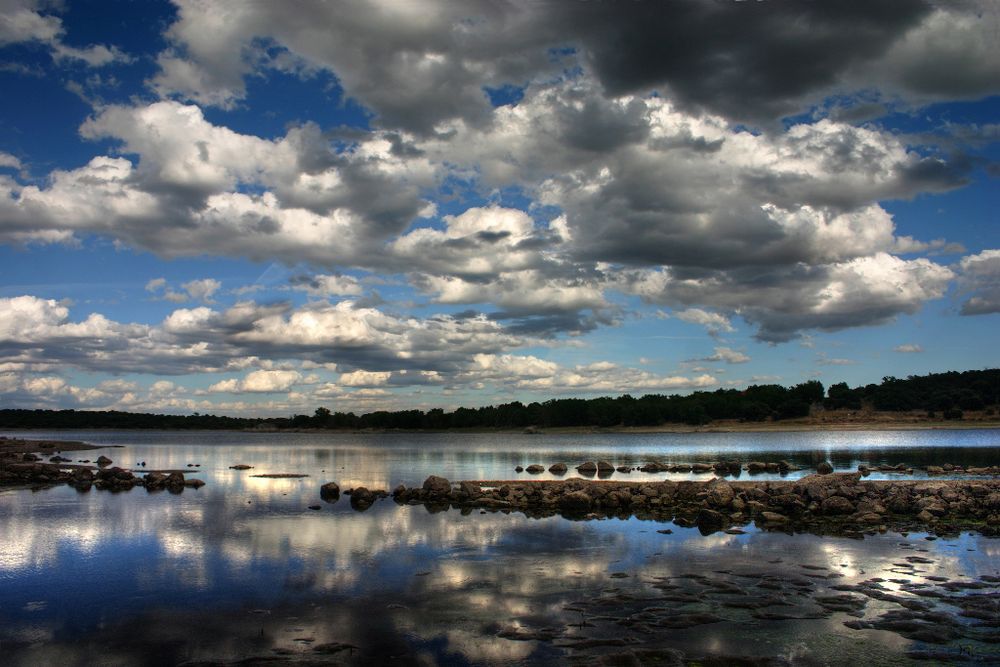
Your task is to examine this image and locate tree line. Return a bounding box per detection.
[0,368,996,431]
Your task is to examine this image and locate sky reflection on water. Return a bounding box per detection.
[1,430,999,665]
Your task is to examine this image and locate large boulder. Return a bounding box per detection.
[548,463,568,475]
[165,472,185,491]
[144,471,167,490]
[422,475,451,498]
[320,481,341,502]
[816,461,834,475]
[525,464,545,474]
[350,487,375,510]
[596,460,615,474]
[705,479,735,508]
[576,462,598,475]
[96,455,113,467]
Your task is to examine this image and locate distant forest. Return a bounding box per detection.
[1,369,997,431]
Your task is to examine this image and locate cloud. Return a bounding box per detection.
[289,273,364,297]
[628,253,954,342]
[817,356,857,366]
[146,1,997,130]
[0,0,130,67]
[673,308,734,335]
[145,276,221,303]
[696,347,750,365]
[462,353,717,394]
[208,369,301,394]
[0,152,22,170]
[957,249,1000,315]
[182,278,221,302]
[0,295,529,380]
[894,344,924,354]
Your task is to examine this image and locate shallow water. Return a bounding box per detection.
[1,430,999,665]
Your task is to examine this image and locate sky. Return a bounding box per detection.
[0,0,998,417]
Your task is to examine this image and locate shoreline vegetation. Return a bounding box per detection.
[0,368,998,433]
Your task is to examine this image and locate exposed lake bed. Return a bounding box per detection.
[2,430,999,665]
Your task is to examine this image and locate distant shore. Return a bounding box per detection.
[2,413,999,437]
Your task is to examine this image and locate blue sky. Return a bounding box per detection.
[0,0,997,416]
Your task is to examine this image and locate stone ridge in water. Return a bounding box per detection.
[391,473,1000,536]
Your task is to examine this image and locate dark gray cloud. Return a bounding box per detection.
[559,0,932,125]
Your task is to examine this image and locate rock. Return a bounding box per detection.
[144,472,168,490]
[691,463,713,473]
[926,466,944,475]
[422,475,451,497]
[746,461,767,473]
[229,464,253,470]
[165,472,185,491]
[96,455,113,467]
[820,496,856,515]
[616,466,631,473]
[525,464,545,474]
[514,466,524,472]
[559,490,593,513]
[761,511,789,524]
[576,462,598,475]
[350,487,375,510]
[184,478,205,488]
[705,479,735,508]
[697,508,726,529]
[817,461,834,475]
[320,481,341,501]
[596,460,615,474]
[459,481,482,500]
[307,505,321,510]
[548,463,568,475]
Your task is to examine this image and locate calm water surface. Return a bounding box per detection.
[1,430,998,665]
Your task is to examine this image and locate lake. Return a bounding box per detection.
[1,429,999,665]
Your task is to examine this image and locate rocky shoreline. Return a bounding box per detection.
[1,445,204,493]
[386,472,1000,537]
